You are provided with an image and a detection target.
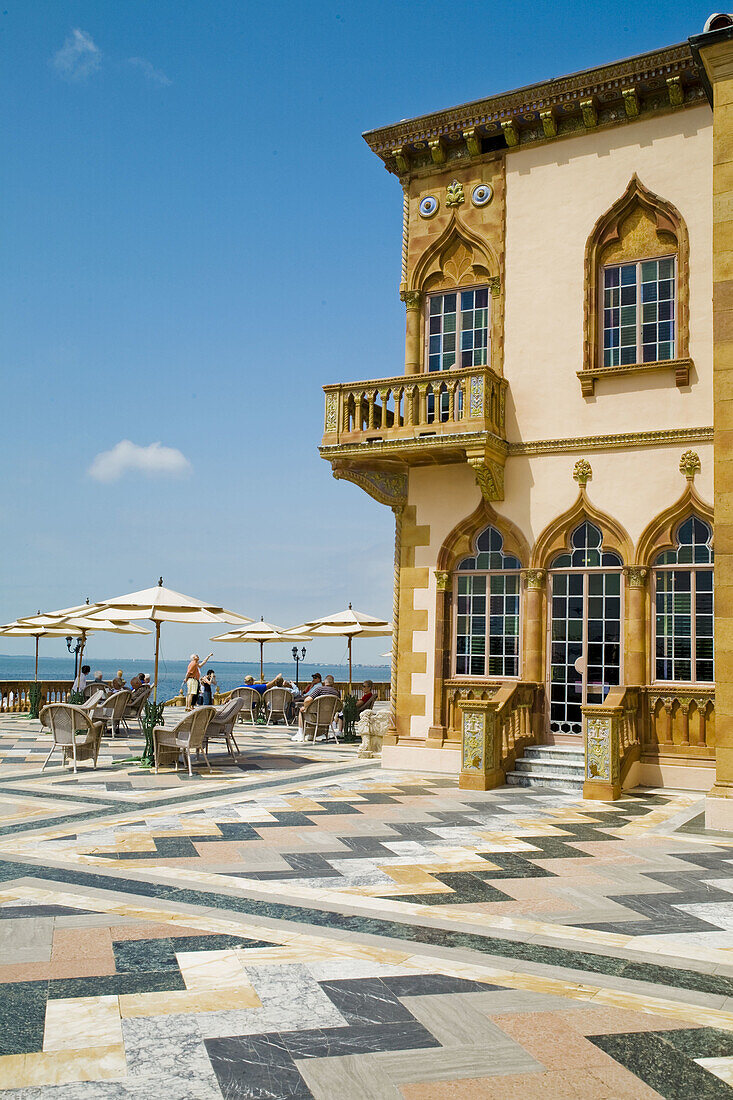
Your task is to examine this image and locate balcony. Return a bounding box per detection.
[320,366,507,498]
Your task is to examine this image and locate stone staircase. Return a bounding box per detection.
[505,744,584,792]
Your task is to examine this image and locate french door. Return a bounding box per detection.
[548,569,622,736]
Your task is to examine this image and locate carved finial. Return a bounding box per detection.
[573,459,592,488]
[445,180,465,207]
[679,450,701,481]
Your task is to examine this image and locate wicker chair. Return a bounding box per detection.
[83,682,108,700]
[229,686,261,724]
[80,690,105,712]
[203,697,245,760]
[153,706,216,775]
[94,689,132,738]
[40,703,104,773]
[263,687,292,727]
[302,694,341,742]
[122,685,152,734]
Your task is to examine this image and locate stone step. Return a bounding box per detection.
[505,768,584,792]
[523,745,584,764]
[513,758,584,779]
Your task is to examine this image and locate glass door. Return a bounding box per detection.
[547,523,623,737]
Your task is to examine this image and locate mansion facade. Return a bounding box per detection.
[320,18,733,827]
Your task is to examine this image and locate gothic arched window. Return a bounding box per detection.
[654,518,714,684]
[454,525,521,677]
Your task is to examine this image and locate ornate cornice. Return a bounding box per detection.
[507,426,712,456]
[363,42,704,174]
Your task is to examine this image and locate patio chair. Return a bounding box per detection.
[203,696,245,760]
[229,686,261,724]
[80,690,105,712]
[263,686,292,727]
[122,685,151,734]
[153,705,216,775]
[39,703,104,774]
[94,689,132,738]
[83,682,108,700]
[302,694,341,743]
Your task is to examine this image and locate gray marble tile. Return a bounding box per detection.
[0,916,53,962]
[296,1052,402,1100]
[400,993,524,1048]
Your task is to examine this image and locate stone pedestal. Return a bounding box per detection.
[356,709,390,758]
[582,702,621,801]
[458,699,504,791]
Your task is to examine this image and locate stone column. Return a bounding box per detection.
[623,567,648,686]
[401,291,422,375]
[521,569,546,684]
[697,35,733,828]
[427,570,451,745]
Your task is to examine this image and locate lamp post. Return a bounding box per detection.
[292,645,306,687]
[66,635,83,682]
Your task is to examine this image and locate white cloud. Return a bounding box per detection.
[88,441,191,483]
[128,57,172,86]
[52,28,101,81]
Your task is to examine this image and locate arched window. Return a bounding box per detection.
[581,176,689,395]
[549,522,623,736]
[454,525,521,678]
[654,518,714,684]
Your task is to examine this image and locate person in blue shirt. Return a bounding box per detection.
[241,674,279,695]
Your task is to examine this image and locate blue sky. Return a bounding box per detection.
[0,0,714,668]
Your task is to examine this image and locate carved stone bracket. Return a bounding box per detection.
[462,127,481,157]
[331,465,408,509]
[622,87,640,117]
[540,110,557,138]
[501,120,519,147]
[580,98,598,127]
[667,76,684,106]
[467,454,505,502]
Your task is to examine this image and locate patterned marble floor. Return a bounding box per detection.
[1,711,733,1097]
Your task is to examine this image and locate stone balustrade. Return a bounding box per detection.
[582,687,643,800]
[643,686,715,758]
[322,364,507,447]
[458,681,543,790]
[163,680,391,708]
[0,680,75,712]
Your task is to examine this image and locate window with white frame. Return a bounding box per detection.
[654,517,714,684]
[428,288,489,373]
[602,257,675,367]
[455,525,521,677]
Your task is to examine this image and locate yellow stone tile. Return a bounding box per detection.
[0,1045,126,1088]
[119,986,261,1018]
[177,949,256,992]
[43,996,121,1053]
[697,1057,733,1085]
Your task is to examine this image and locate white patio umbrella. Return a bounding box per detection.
[211,617,311,680]
[0,620,84,681]
[75,579,252,700]
[16,614,150,683]
[287,604,392,691]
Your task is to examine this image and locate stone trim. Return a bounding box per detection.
[577,357,693,397]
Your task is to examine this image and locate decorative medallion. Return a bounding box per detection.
[679,450,701,481]
[471,183,493,208]
[418,195,439,219]
[573,458,592,487]
[445,180,465,207]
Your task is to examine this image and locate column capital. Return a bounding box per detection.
[434,570,451,591]
[623,565,649,588]
[521,568,546,589]
[400,290,422,310]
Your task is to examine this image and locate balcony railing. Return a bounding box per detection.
[322,365,507,448]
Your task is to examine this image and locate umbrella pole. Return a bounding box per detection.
[34,636,39,682]
[153,622,161,702]
[260,641,264,681]
[348,636,352,694]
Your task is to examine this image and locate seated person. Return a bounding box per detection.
[291,675,339,742]
[337,679,376,735]
[111,670,126,690]
[242,674,280,695]
[301,673,322,696]
[129,675,142,690]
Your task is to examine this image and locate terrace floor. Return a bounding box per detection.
[0,710,732,1098]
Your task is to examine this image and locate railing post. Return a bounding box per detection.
[582,700,622,801]
[458,699,504,790]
